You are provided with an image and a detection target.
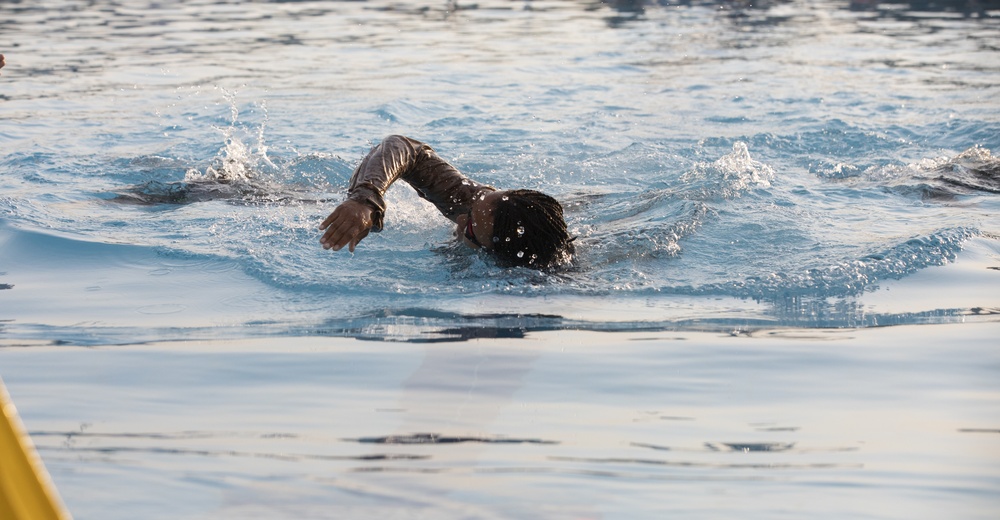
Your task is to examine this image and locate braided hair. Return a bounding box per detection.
[490,189,573,268]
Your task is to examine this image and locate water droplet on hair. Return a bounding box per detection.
[517,251,524,258]
[516,226,525,237]
[501,195,509,201]
[492,236,500,243]
[505,237,511,242]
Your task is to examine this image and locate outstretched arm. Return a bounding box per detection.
[319,135,493,252]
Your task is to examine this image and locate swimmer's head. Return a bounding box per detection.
[489,189,573,268]
[458,189,573,268]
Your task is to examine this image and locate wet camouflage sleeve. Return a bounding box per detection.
[347,135,495,231]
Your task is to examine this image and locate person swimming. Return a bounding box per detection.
[319,135,573,268]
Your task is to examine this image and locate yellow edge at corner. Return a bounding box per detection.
[0,378,72,520]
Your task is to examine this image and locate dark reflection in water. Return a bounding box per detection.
[590,0,998,27]
[549,455,856,469]
[354,433,559,445]
[29,430,432,461]
[709,442,795,452]
[40,444,430,461]
[300,304,984,343]
[849,0,996,16]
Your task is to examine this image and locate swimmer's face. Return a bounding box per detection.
[455,190,504,250]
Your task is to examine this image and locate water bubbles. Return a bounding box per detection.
[492,236,500,243]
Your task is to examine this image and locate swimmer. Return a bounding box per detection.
[320,135,573,268]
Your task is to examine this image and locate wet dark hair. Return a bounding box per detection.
[490,189,573,268]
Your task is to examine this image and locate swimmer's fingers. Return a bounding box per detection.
[319,200,373,252]
[319,219,349,250]
[348,228,371,253]
[320,215,360,251]
[326,221,365,251]
[319,210,336,231]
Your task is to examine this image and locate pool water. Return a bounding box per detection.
[1,1,999,518]
[2,0,999,340]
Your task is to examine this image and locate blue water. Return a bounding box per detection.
[2,2,1000,519]
[3,1,999,343]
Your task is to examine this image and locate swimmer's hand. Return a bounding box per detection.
[319,199,373,252]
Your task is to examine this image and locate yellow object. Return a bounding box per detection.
[0,377,72,520]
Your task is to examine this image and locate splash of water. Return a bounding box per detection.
[185,88,276,185]
[683,142,775,199]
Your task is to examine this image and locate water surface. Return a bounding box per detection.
[1,1,999,518]
[2,0,998,341]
